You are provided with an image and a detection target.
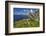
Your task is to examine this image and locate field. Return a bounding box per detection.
[14,19,40,28]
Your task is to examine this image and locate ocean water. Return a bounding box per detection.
[14,15,29,20]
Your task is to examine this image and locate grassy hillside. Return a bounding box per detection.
[14,19,40,28]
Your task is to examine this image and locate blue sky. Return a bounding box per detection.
[13,8,39,15]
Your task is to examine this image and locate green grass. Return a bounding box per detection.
[13,19,40,28]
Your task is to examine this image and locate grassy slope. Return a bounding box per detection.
[14,19,40,28]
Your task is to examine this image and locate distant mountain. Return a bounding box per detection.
[14,11,39,21]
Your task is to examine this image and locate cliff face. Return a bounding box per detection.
[28,11,39,21]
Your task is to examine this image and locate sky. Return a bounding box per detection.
[13,8,39,15]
